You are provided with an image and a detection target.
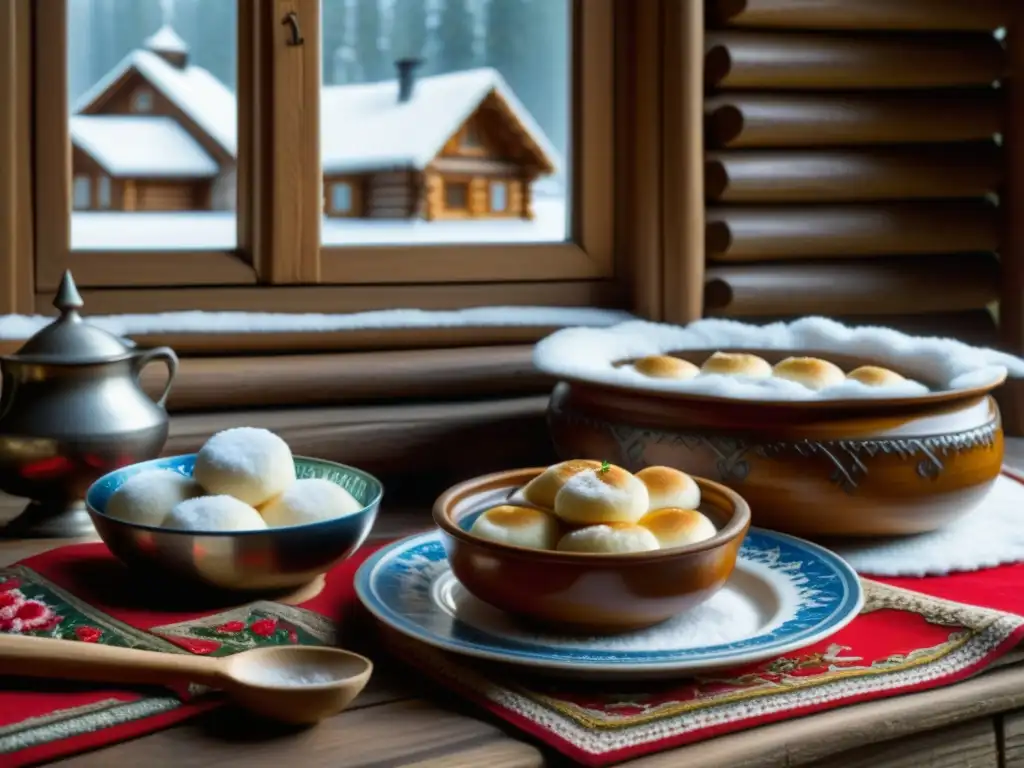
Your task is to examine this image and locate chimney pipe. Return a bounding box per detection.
[395,58,422,103]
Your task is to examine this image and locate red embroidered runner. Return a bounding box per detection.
[386,572,1024,765]
[4,539,1024,767]
[0,542,381,767]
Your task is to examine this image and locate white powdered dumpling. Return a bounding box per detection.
[553,463,649,525]
[470,505,560,550]
[164,495,267,532]
[635,466,700,511]
[106,469,202,526]
[556,523,660,554]
[194,427,296,506]
[640,508,717,548]
[260,478,362,527]
[519,459,603,509]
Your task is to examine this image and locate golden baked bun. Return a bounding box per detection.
[640,508,717,548]
[519,459,602,509]
[772,356,846,391]
[635,466,700,511]
[700,351,772,379]
[553,463,650,525]
[847,365,906,387]
[470,505,560,550]
[556,523,660,554]
[633,355,700,380]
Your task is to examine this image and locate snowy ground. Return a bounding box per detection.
[71,196,569,250]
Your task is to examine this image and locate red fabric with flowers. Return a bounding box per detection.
[0,542,385,768]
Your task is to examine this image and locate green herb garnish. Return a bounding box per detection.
[599,460,611,474]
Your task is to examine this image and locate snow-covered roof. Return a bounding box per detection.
[71,115,219,178]
[75,56,558,178]
[74,49,237,156]
[320,67,561,175]
[144,24,189,54]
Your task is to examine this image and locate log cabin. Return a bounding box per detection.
[70,28,558,220]
[320,60,558,220]
[71,26,236,213]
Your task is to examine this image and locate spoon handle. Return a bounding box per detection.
[0,634,224,687]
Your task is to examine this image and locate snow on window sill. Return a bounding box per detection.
[0,306,634,342]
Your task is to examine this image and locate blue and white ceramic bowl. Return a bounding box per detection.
[86,454,383,592]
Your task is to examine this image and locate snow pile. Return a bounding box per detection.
[0,306,633,340]
[533,317,1024,401]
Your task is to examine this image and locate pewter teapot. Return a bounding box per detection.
[0,272,178,538]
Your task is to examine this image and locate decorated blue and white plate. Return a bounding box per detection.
[355,529,863,678]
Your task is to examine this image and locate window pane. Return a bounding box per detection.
[490,180,506,213]
[320,0,570,246]
[68,0,237,250]
[331,181,353,213]
[73,176,92,210]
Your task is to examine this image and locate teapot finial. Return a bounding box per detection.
[54,271,84,315]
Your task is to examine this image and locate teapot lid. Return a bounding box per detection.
[11,271,132,362]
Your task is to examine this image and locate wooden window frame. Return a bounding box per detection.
[0,0,33,317]
[314,0,616,285]
[30,0,617,308]
[33,0,257,292]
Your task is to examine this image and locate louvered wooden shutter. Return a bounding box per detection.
[702,0,1008,348]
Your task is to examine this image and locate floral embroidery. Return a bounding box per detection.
[0,584,62,634]
[151,606,327,657]
[0,567,177,651]
[74,626,102,643]
[0,589,20,615]
[162,636,222,655]
[250,618,277,637]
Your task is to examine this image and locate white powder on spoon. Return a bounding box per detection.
[241,665,340,687]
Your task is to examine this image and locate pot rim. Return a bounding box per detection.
[550,346,1008,412]
[432,466,751,564]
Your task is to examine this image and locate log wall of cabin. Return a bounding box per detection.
[363,170,419,218]
[133,179,212,212]
[702,1,1004,345]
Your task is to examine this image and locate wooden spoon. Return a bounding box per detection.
[0,633,373,725]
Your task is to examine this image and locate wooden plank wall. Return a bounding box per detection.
[703,0,1008,348]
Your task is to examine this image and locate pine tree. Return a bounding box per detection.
[484,0,530,98]
[524,0,569,161]
[435,0,476,74]
[390,0,428,63]
[322,0,349,85]
[190,0,237,89]
[355,0,388,82]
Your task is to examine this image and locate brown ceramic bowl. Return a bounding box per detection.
[432,467,751,633]
[547,348,1006,538]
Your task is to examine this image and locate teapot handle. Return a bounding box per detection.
[132,347,179,409]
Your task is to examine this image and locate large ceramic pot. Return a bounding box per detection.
[546,349,1005,538]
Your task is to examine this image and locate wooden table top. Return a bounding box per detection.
[1,441,1023,767]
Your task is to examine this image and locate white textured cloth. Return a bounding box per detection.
[832,475,1024,576]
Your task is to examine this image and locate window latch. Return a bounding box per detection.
[282,11,304,46]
